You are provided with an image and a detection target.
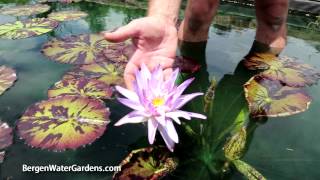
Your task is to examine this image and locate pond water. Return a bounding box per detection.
[0,1,320,180]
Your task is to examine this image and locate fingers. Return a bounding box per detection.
[124,62,139,90]
[103,20,140,43]
[147,56,175,72]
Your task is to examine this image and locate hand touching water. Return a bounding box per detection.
[104,16,178,90]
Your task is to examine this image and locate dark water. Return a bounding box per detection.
[0,1,320,180]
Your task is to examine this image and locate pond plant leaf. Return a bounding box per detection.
[233,160,266,180]
[243,53,278,71]
[223,127,247,161]
[244,76,312,118]
[17,96,110,151]
[48,77,113,99]
[0,66,17,96]
[113,147,177,180]
[0,121,13,164]
[41,34,110,65]
[103,41,135,66]
[244,53,320,87]
[0,18,59,39]
[0,4,50,16]
[63,62,125,86]
[174,56,201,73]
[48,11,88,22]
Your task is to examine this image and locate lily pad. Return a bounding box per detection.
[223,127,247,161]
[0,66,17,96]
[17,96,110,151]
[113,147,177,180]
[48,77,113,99]
[174,56,201,73]
[63,62,125,86]
[233,160,266,180]
[0,4,50,16]
[243,53,278,71]
[0,121,13,150]
[0,18,59,39]
[48,11,88,22]
[244,53,320,87]
[41,34,110,64]
[103,41,135,65]
[244,76,312,118]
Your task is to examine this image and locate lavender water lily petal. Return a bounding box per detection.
[115,64,207,151]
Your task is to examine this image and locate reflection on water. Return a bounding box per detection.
[0,1,320,179]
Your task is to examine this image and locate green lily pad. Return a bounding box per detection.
[0,66,17,96]
[0,121,13,163]
[244,76,312,118]
[0,18,59,39]
[223,127,247,161]
[0,4,50,16]
[41,34,110,65]
[63,62,125,86]
[244,53,320,87]
[113,147,177,180]
[233,160,266,180]
[48,77,113,99]
[17,96,110,151]
[48,10,88,22]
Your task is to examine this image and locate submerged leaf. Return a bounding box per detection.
[233,160,266,180]
[17,96,110,151]
[0,4,50,16]
[244,53,320,87]
[41,34,110,64]
[48,77,113,99]
[223,127,247,161]
[0,66,17,96]
[48,11,88,22]
[244,76,311,118]
[63,62,125,86]
[113,147,177,180]
[0,18,58,39]
[0,121,13,150]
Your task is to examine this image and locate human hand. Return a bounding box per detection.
[103,16,178,90]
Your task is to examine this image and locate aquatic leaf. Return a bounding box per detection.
[48,11,88,22]
[113,147,177,180]
[244,76,312,118]
[223,127,247,161]
[174,56,201,73]
[63,62,125,86]
[244,54,320,87]
[0,18,58,39]
[0,4,50,16]
[0,121,13,150]
[0,66,17,96]
[233,160,266,180]
[243,53,278,70]
[48,77,113,99]
[103,41,135,66]
[17,96,110,151]
[42,34,110,64]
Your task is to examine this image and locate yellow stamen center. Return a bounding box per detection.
[152,97,165,107]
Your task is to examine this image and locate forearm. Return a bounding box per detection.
[148,0,182,25]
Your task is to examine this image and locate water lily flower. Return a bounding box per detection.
[115,64,206,151]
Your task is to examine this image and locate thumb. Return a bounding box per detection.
[103,20,139,42]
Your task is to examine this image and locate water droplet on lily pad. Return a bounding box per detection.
[17,96,110,151]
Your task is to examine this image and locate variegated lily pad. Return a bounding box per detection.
[244,76,312,118]
[0,18,59,39]
[63,62,125,86]
[0,66,17,96]
[0,4,50,16]
[42,34,110,64]
[48,11,88,22]
[17,96,110,151]
[0,121,13,163]
[113,147,177,180]
[223,127,247,161]
[48,77,113,99]
[103,41,135,65]
[244,53,320,87]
